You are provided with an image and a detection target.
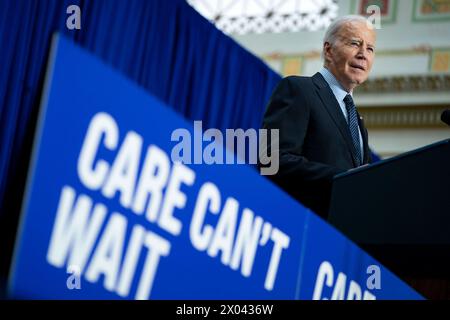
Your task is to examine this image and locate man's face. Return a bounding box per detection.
[324,21,376,92]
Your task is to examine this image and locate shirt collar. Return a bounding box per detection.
[319,67,352,103]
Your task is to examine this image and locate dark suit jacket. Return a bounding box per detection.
[261,72,371,218]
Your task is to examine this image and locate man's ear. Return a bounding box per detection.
[322,42,333,65]
[323,42,332,61]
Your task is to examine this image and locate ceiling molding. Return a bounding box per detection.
[358,74,450,94]
[358,104,448,129]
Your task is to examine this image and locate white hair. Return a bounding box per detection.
[322,15,371,60]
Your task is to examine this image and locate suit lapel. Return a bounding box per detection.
[312,73,359,166]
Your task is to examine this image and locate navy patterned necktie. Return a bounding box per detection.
[343,94,362,166]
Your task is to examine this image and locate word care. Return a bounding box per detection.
[46,112,290,299]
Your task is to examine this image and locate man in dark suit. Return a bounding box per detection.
[261,15,376,218]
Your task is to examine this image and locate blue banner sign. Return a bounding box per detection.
[297,214,422,300]
[8,35,422,300]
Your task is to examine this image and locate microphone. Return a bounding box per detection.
[441,110,450,126]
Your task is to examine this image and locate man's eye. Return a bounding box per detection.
[351,41,359,46]
[368,47,374,52]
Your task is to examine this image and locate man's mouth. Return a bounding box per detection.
[350,64,366,71]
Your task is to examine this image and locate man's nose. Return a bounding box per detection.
[356,47,368,60]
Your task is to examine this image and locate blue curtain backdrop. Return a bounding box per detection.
[0,0,281,284]
[0,1,384,294]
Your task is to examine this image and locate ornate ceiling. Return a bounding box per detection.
[187,0,339,34]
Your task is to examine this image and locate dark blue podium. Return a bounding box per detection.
[328,139,450,299]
